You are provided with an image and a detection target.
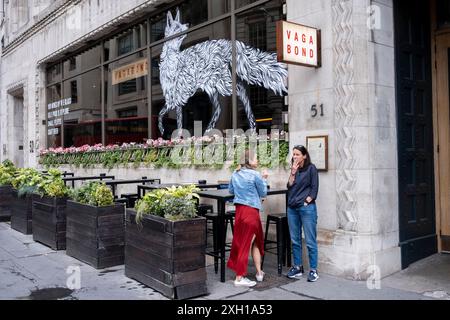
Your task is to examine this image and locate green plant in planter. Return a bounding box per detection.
[12,168,44,197]
[37,168,70,198]
[0,159,16,186]
[135,184,200,223]
[69,181,114,207]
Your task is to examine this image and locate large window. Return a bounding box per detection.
[152,18,232,138]
[106,51,148,144]
[46,83,62,148]
[63,69,102,147]
[45,0,287,148]
[236,0,286,132]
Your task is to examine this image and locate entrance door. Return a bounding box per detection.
[435,33,450,252]
[394,0,437,268]
[11,93,24,168]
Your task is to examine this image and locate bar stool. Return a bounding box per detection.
[204,211,235,274]
[197,203,213,216]
[262,212,292,276]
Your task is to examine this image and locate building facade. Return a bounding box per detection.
[0,0,448,280]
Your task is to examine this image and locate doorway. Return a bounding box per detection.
[8,88,24,168]
[434,32,450,253]
[394,0,437,268]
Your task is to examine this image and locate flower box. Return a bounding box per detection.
[125,209,207,300]
[10,190,33,234]
[66,200,126,269]
[0,186,13,222]
[32,195,68,250]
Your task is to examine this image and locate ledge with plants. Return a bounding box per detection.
[66,182,126,269]
[0,160,16,222]
[38,135,290,170]
[125,184,207,300]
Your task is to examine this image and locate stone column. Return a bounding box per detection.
[287,0,400,279]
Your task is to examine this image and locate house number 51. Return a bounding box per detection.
[311,104,324,118]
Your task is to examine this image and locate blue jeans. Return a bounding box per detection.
[287,204,318,269]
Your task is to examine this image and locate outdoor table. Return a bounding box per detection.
[104,178,161,198]
[137,182,221,199]
[62,175,115,188]
[196,188,288,282]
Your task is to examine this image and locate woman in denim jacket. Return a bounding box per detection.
[227,150,268,287]
[286,145,319,282]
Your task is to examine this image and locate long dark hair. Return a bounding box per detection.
[292,145,311,168]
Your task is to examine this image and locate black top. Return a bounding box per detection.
[287,163,319,208]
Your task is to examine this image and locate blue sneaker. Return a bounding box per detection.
[287,265,304,279]
[307,270,319,282]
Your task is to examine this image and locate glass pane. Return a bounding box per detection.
[105,22,147,61]
[150,0,229,43]
[152,18,232,139]
[235,0,287,133]
[437,1,450,29]
[46,84,62,148]
[63,69,102,147]
[106,52,148,145]
[63,44,102,78]
[46,63,62,84]
[236,0,259,9]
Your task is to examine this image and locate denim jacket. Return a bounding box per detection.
[229,167,267,210]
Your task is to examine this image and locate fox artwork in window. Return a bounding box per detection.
[158,9,288,135]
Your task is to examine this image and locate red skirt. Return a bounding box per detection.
[227,204,264,276]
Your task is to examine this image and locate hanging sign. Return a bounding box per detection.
[276,20,321,67]
[112,58,148,85]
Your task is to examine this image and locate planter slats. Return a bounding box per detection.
[125,266,207,300]
[10,190,33,234]
[66,200,125,269]
[125,209,207,299]
[0,186,13,222]
[32,196,68,250]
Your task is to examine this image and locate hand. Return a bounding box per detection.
[306,196,313,203]
[262,170,269,180]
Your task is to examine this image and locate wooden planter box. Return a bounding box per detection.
[66,200,126,269]
[32,195,68,250]
[125,209,207,300]
[10,190,33,234]
[0,185,13,222]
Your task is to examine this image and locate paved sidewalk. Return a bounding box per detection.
[0,222,448,300]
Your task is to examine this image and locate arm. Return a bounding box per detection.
[228,175,235,195]
[307,165,319,202]
[255,173,268,198]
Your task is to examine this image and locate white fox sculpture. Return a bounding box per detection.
[158,9,288,135]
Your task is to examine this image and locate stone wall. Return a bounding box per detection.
[286,0,400,279]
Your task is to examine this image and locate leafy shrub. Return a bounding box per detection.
[38,169,70,198]
[69,181,114,207]
[135,184,200,223]
[12,168,43,197]
[0,159,16,186]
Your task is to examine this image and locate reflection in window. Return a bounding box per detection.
[70,81,78,103]
[236,0,286,133]
[118,80,137,96]
[46,84,62,148]
[106,53,148,145]
[63,69,102,147]
[117,107,138,118]
[118,32,133,56]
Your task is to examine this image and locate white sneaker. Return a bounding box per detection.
[256,271,265,282]
[234,277,257,287]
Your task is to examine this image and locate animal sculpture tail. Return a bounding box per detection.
[235,41,288,96]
